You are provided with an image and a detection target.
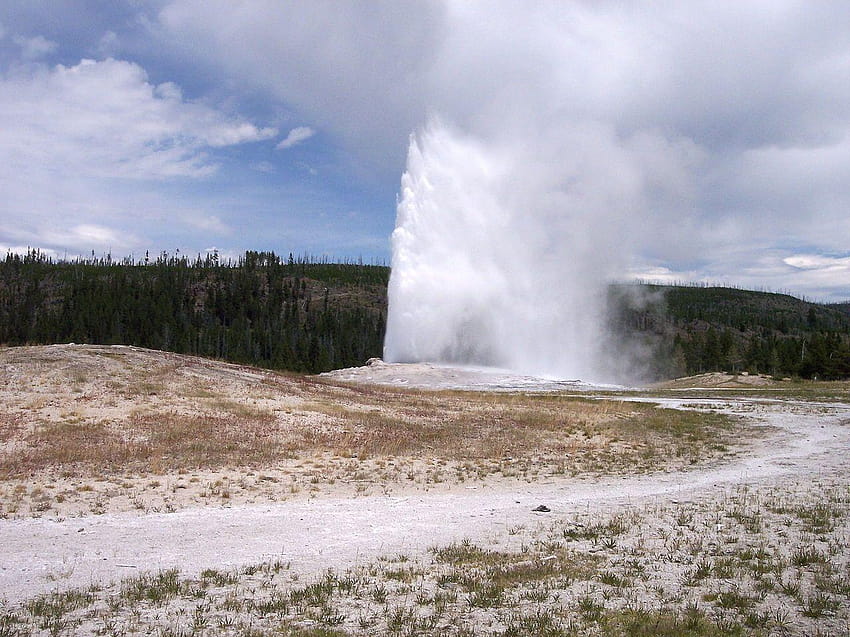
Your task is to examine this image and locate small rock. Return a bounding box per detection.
[532,504,550,513]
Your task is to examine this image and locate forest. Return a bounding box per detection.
[0,250,386,374]
[609,284,850,380]
[1,250,849,379]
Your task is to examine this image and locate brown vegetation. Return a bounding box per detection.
[0,344,741,517]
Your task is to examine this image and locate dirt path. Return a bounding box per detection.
[2,396,847,604]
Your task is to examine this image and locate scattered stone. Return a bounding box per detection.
[532,504,550,512]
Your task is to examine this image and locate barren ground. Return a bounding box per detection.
[1,344,849,635]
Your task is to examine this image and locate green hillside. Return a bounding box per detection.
[1,250,848,379]
[609,284,850,380]
[0,250,386,373]
[832,302,850,318]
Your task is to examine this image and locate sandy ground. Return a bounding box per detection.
[2,361,848,608]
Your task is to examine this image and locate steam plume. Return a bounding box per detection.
[384,119,675,381]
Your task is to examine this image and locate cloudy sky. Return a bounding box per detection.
[1,1,849,301]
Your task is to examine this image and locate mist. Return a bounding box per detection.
[377,6,713,384]
[383,119,690,382]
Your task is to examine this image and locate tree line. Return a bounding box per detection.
[2,250,849,379]
[0,249,387,373]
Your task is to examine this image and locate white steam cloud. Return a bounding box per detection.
[384,119,692,381]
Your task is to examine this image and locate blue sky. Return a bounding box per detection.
[1,1,849,301]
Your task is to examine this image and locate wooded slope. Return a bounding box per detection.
[2,250,848,379]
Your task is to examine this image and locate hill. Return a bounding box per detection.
[0,343,731,519]
[609,284,850,380]
[832,301,850,318]
[0,250,386,373]
[1,250,848,379]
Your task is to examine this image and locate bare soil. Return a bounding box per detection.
[1,345,848,635]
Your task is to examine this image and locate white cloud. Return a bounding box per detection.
[777,254,850,301]
[71,224,123,244]
[38,224,139,253]
[1,3,847,300]
[154,1,850,301]
[202,246,241,263]
[13,34,57,60]
[276,126,315,150]
[627,266,697,286]
[785,254,850,272]
[183,214,232,235]
[157,0,443,173]
[0,57,277,256]
[0,58,277,180]
[630,250,850,302]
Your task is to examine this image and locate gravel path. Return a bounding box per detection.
[1,396,847,604]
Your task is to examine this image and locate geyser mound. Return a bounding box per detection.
[384,120,646,382]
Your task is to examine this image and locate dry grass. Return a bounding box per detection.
[0,344,743,517]
[0,413,24,443]
[297,391,733,468]
[2,411,289,478]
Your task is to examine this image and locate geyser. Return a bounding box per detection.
[384,119,649,382]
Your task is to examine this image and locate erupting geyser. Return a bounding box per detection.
[384,119,647,382]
